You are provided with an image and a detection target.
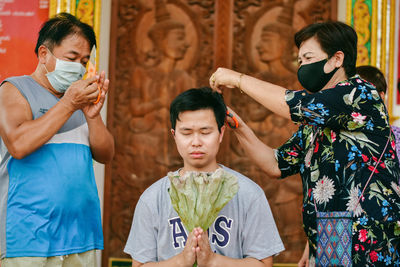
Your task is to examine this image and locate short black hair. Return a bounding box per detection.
[295,21,357,78]
[170,87,227,132]
[356,65,387,94]
[35,12,96,55]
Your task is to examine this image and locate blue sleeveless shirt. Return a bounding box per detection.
[0,75,103,257]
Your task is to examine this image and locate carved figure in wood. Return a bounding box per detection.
[129,0,195,174]
[242,2,305,261]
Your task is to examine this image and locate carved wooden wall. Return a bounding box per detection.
[104,0,337,265]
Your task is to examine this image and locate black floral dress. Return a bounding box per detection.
[276,75,400,266]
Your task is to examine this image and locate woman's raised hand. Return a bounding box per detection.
[226,107,244,130]
[209,68,243,93]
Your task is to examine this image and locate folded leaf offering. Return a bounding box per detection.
[83,45,101,104]
[168,168,239,232]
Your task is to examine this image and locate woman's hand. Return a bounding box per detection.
[226,107,245,130]
[209,68,243,93]
[298,241,309,267]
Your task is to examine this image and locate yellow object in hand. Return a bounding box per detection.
[84,46,101,104]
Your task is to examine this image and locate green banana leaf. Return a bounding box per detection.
[168,168,239,232]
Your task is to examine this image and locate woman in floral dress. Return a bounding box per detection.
[209,21,400,266]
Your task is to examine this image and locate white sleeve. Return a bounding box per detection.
[242,192,285,259]
[124,198,158,263]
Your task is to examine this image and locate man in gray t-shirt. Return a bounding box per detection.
[124,88,284,266]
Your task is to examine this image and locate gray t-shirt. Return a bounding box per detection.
[124,166,285,263]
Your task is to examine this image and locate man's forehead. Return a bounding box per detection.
[57,35,91,51]
[176,119,215,128]
[176,110,217,127]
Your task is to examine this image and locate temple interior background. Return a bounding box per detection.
[1,0,399,266]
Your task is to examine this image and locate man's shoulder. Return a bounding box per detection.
[221,165,265,198]
[1,75,36,97]
[2,75,30,85]
[138,176,170,204]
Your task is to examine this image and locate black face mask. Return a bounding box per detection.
[297,58,339,93]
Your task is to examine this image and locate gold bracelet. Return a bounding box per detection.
[237,73,244,94]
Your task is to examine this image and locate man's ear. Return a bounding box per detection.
[379,91,386,101]
[38,45,49,64]
[171,129,175,136]
[219,125,225,143]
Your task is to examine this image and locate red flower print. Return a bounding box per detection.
[369,251,378,262]
[314,141,319,153]
[358,229,368,242]
[354,244,360,251]
[361,154,369,162]
[331,131,336,142]
[391,140,396,150]
[368,165,379,173]
[288,151,298,156]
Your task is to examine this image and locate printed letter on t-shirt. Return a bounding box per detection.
[169,217,188,248]
[211,216,233,248]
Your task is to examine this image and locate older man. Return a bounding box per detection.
[0,13,114,266]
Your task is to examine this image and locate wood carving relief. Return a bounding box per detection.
[231,0,335,262]
[104,0,215,263]
[105,0,336,265]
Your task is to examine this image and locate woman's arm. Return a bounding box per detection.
[298,241,309,267]
[227,108,281,178]
[210,68,290,119]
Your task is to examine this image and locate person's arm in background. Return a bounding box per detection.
[81,71,114,163]
[210,68,290,119]
[0,76,99,159]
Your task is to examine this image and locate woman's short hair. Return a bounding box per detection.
[35,12,96,54]
[294,21,358,78]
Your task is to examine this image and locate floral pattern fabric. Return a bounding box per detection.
[276,75,400,266]
[392,125,400,166]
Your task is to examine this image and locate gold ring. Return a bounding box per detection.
[211,76,216,85]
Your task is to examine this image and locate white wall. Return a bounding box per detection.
[337,0,347,22]
[94,0,111,265]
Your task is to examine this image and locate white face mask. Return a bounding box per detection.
[44,51,87,93]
